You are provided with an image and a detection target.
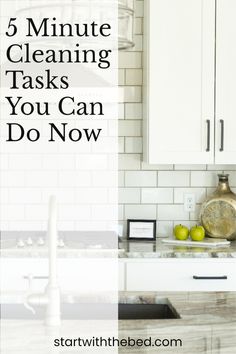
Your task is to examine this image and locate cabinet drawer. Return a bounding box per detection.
[126,261,236,291]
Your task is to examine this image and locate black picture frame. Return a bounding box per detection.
[127,219,156,241]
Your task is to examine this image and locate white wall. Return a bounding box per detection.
[118,0,236,237]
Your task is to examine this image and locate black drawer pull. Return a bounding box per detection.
[193,275,227,280]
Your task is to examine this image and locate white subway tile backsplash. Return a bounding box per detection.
[120,86,142,103]
[191,171,218,187]
[42,188,75,204]
[132,34,143,51]
[158,205,189,221]
[91,205,117,221]
[1,205,25,221]
[91,171,117,187]
[0,155,8,169]
[76,188,108,204]
[126,69,143,85]
[9,221,43,231]
[119,188,141,203]
[158,171,190,187]
[0,188,8,203]
[118,52,142,68]
[125,103,142,119]
[119,69,125,85]
[1,171,25,187]
[141,188,173,203]
[59,205,91,221]
[25,205,47,220]
[125,204,156,219]
[134,18,142,34]
[125,171,157,187]
[174,188,206,204]
[42,155,75,170]
[119,171,125,187]
[119,103,125,119]
[25,171,58,187]
[76,155,108,171]
[59,171,91,187]
[119,121,142,136]
[119,137,125,153]
[8,155,42,170]
[9,189,42,204]
[119,154,141,170]
[135,0,144,17]
[119,205,124,220]
[228,171,236,186]
[125,137,142,153]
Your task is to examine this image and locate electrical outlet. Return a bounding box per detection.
[184,193,195,212]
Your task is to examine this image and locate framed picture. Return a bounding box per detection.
[127,219,156,241]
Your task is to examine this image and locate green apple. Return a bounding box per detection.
[190,225,205,241]
[174,224,189,240]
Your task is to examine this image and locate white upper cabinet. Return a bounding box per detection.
[215,0,236,164]
[144,0,236,164]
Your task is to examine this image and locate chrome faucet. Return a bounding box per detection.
[24,196,61,326]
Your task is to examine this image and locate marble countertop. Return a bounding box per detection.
[118,239,236,258]
[1,238,236,258]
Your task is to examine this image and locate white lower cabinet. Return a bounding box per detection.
[119,259,236,292]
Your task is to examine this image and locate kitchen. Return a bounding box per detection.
[1,0,236,354]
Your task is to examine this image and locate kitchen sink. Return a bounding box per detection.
[119,303,180,320]
[1,302,180,320]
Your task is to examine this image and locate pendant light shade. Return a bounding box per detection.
[118,0,135,50]
[16,0,134,50]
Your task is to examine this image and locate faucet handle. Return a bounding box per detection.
[58,238,65,247]
[17,239,25,248]
[26,237,33,246]
[37,237,45,246]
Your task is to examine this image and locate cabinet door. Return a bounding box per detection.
[212,322,236,353]
[215,0,236,164]
[144,0,215,164]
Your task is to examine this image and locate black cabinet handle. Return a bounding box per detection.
[219,119,224,151]
[193,275,227,280]
[206,119,210,152]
